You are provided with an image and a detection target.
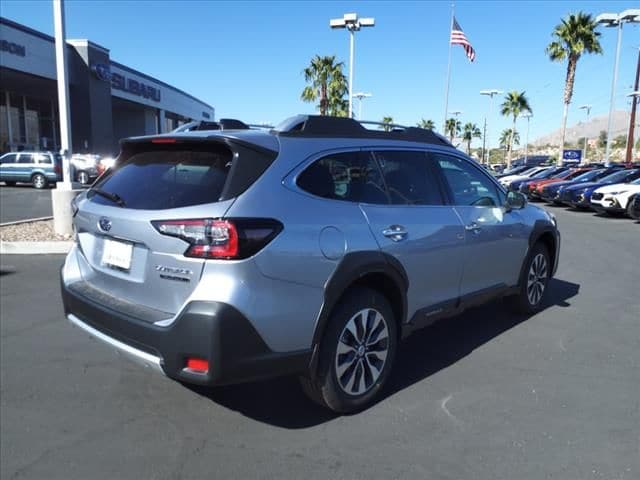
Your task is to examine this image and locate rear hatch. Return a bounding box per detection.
[72,136,277,317]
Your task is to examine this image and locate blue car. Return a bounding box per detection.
[540,167,623,204]
[559,168,640,209]
[0,151,63,189]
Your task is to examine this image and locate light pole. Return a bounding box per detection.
[353,92,372,120]
[626,90,639,165]
[522,112,533,163]
[579,104,592,162]
[595,9,640,165]
[51,0,77,236]
[480,89,502,164]
[330,13,375,118]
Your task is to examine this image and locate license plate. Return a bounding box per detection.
[102,239,133,271]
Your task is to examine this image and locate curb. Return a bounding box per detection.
[0,216,54,227]
[0,241,73,255]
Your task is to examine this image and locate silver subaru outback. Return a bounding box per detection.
[61,115,560,413]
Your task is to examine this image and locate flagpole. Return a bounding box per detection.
[442,2,454,134]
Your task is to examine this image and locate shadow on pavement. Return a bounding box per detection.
[189,278,580,429]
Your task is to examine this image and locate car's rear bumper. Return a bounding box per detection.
[61,272,310,386]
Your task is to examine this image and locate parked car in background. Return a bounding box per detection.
[628,194,640,221]
[511,166,567,193]
[525,167,591,200]
[590,178,640,216]
[60,115,560,413]
[71,154,101,185]
[499,166,551,189]
[495,165,531,179]
[540,167,622,204]
[96,156,116,176]
[0,151,62,188]
[559,169,640,209]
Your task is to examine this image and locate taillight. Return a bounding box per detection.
[151,218,282,260]
[54,164,62,174]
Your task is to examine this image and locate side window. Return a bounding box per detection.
[36,154,52,164]
[297,151,389,204]
[17,154,34,164]
[1,154,18,164]
[370,150,444,205]
[433,154,501,207]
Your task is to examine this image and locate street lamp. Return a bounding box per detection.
[330,13,375,118]
[595,9,640,164]
[352,92,372,120]
[626,90,639,165]
[521,112,533,163]
[480,89,503,164]
[579,104,592,162]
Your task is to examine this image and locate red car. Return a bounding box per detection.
[528,168,593,199]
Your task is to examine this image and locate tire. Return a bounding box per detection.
[300,287,397,413]
[31,173,47,189]
[77,171,89,185]
[506,243,551,315]
[627,195,637,218]
[3,181,16,187]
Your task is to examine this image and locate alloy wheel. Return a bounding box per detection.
[527,253,548,306]
[335,308,389,396]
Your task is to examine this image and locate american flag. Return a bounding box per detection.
[450,17,475,62]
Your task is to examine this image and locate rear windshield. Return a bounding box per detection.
[89,144,233,210]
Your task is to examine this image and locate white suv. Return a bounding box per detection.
[590,178,640,216]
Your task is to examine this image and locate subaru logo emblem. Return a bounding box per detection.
[98,217,112,232]
[91,63,112,82]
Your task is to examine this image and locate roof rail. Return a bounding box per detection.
[273,115,452,147]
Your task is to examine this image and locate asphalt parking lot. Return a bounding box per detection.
[1,207,638,480]
[0,185,53,224]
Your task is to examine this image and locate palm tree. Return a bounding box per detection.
[301,55,348,116]
[546,12,602,165]
[445,118,461,141]
[417,119,435,130]
[500,129,520,151]
[462,122,482,154]
[500,91,532,168]
[380,116,394,132]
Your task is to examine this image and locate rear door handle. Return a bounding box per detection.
[464,222,482,233]
[382,225,408,242]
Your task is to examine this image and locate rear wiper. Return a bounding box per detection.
[91,188,126,207]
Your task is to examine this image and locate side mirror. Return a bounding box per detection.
[506,191,526,210]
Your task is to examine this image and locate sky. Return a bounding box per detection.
[2,0,639,149]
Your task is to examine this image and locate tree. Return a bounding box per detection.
[500,128,520,149]
[462,122,482,154]
[612,134,627,149]
[301,55,348,116]
[546,12,603,165]
[500,91,532,168]
[380,116,394,132]
[417,119,435,130]
[597,130,607,149]
[445,118,461,141]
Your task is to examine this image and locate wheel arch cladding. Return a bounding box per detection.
[528,220,558,276]
[308,251,408,377]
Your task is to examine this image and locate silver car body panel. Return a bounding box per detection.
[63,130,558,359]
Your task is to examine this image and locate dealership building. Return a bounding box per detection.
[0,17,215,156]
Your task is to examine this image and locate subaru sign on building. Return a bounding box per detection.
[562,149,582,164]
[0,17,214,155]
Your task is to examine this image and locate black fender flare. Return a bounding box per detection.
[307,251,408,379]
[518,220,559,284]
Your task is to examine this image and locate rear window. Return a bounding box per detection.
[89,145,233,210]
